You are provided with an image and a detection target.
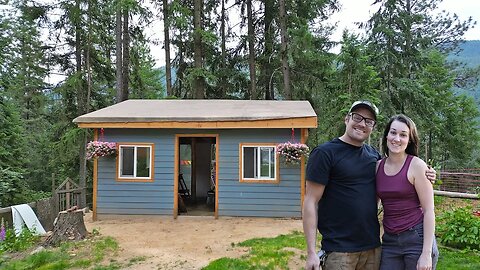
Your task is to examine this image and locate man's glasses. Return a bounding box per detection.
[349,112,376,127]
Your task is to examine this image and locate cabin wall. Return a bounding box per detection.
[216,129,302,217]
[95,128,303,217]
[96,129,174,215]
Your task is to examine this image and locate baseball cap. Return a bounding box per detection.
[349,100,379,120]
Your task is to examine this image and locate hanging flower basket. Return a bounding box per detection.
[277,142,310,165]
[86,141,117,160]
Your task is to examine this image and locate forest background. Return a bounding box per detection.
[1,0,480,208]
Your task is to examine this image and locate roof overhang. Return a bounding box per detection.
[74,99,318,129]
[76,117,318,129]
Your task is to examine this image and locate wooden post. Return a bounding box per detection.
[424,139,428,162]
[434,190,479,199]
[174,135,179,218]
[300,128,307,211]
[52,173,58,214]
[192,138,197,201]
[66,180,71,209]
[51,173,55,194]
[0,202,37,214]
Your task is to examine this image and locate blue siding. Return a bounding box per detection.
[96,128,303,217]
[216,129,302,217]
[96,129,175,215]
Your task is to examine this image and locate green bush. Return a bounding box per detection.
[0,227,40,253]
[0,168,25,207]
[0,168,50,207]
[437,206,480,250]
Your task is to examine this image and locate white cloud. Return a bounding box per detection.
[437,0,480,40]
[329,0,479,41]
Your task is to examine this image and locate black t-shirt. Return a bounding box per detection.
[306,138,381,252]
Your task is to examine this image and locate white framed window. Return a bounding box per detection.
[240,143,279,182]
[116,143,154,181]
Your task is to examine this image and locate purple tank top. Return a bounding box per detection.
[376,155,423,234]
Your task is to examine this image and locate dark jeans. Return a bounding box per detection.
[380,222,439,270]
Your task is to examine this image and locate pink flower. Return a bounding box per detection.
[276,142,310,164]
[86,141,117,160]
[0,219,5,241]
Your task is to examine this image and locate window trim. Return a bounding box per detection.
[116,143,155,182]
[239,143,279,183]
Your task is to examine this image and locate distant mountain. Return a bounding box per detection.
[448,40,480,67]
[448,40,480,108]
[157,66,177,91]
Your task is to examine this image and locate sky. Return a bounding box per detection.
[148,0,480,67]
[329,0,480,42]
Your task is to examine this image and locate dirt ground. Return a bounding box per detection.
[84,213,304,270]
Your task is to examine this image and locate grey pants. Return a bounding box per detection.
[380,222,439,270]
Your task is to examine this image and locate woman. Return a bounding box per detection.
[376,114,439,270]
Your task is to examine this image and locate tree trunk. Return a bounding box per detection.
[121,9,129,101]
[193,0,205,99]
[115,8,123,103]
[434,190,479,199]
[75,0,87,209]
[79,0,94,209]
[247,0,256,99]
[163,0,172,96]
[44,209,88,247]
[262,0,274,100]
[86,0,92,115]
[279,0,291,99]
[75,0,83,115]
[428,129,432,162]
[174,41,187,98]
[220,0,227,98]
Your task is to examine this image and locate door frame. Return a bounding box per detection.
[174,134,219,218]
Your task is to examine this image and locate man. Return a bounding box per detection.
[303,101,435,270]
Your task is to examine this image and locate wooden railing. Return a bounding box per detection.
[436,169,480,199]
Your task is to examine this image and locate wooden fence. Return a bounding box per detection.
[0,197,57,231]
[436,169,480,198]
[54,178,83,213]
[0,177,85,231]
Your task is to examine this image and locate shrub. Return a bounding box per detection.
[0,168,25,207]
[0,227,40,253]
[437,206,480,250]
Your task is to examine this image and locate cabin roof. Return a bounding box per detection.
[73,99,318,129]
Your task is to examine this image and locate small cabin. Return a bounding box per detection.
[73,99,317,219]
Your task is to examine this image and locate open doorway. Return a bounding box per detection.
[177,135,217,216]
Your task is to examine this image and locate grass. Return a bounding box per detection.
[0,236,121,270]
[202,231,480,270]
[437,246,480,270]
[202,196,480,270]
[203,231,306,270]
[1,197,478,269]
[435,195,480,213]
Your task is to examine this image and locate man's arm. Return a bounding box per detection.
[425,166,437,184]
[303,180,326,270]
